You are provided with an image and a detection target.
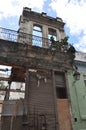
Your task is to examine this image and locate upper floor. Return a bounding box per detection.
[18,7,66,47]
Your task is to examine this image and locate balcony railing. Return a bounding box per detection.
[0,27,51,48]
[0,27,17,42]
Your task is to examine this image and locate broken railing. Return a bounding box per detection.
[0,27,50,47]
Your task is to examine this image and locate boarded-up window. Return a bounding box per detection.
[55,72,67,99]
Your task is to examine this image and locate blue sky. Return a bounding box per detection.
[0,0,86,52]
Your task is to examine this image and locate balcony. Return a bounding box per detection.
[0,27,51,48]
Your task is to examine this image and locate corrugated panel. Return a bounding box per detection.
[26,70,57,130]
[2,100,24,116]
[55,73,65,88]
[1,116,23,130]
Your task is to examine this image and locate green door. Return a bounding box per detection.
[67,71,86,130]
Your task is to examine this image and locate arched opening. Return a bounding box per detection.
[48,28,57,41]
[33,25,42,47]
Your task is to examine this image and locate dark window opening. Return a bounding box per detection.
[83,75,86,86]
[74,118,77,122]
[56,87,67,99]
[55,72,68,99]
[84,80,86,86]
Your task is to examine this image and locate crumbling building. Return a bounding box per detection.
[0,7,76,130]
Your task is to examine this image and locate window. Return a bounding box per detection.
[33,25,42,47]
[0,65,12,100]
[48,28,57,41]
[55,72,67,99]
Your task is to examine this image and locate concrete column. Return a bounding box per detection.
[26,21,33,45]
[60,30,66,39]
[42,25,49,48]
[56,29,61,41]
[27,21,33,35]
[17,20,33,45]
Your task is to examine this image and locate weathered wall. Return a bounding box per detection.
[0,39,73,70]
[67,72,86,130]
[1,70,58,130]
[1,100,25,130]
[1,116,23,130]
[18,7,66,46]
[0,38,74,130]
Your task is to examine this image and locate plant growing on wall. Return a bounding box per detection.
[50,36,69,51]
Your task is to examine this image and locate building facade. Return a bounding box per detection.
[0,7,76,130]
[67,52,86,130]
[17,7,66,47]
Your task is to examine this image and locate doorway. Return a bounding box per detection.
[55,72,72,130]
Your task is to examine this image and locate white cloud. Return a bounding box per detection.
[75,34,86,52]
[0,0,46,19]
[0,0,86,52]
[50,0,86,35]
[50,0,86,52]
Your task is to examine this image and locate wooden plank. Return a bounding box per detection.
[57,99,72,130]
